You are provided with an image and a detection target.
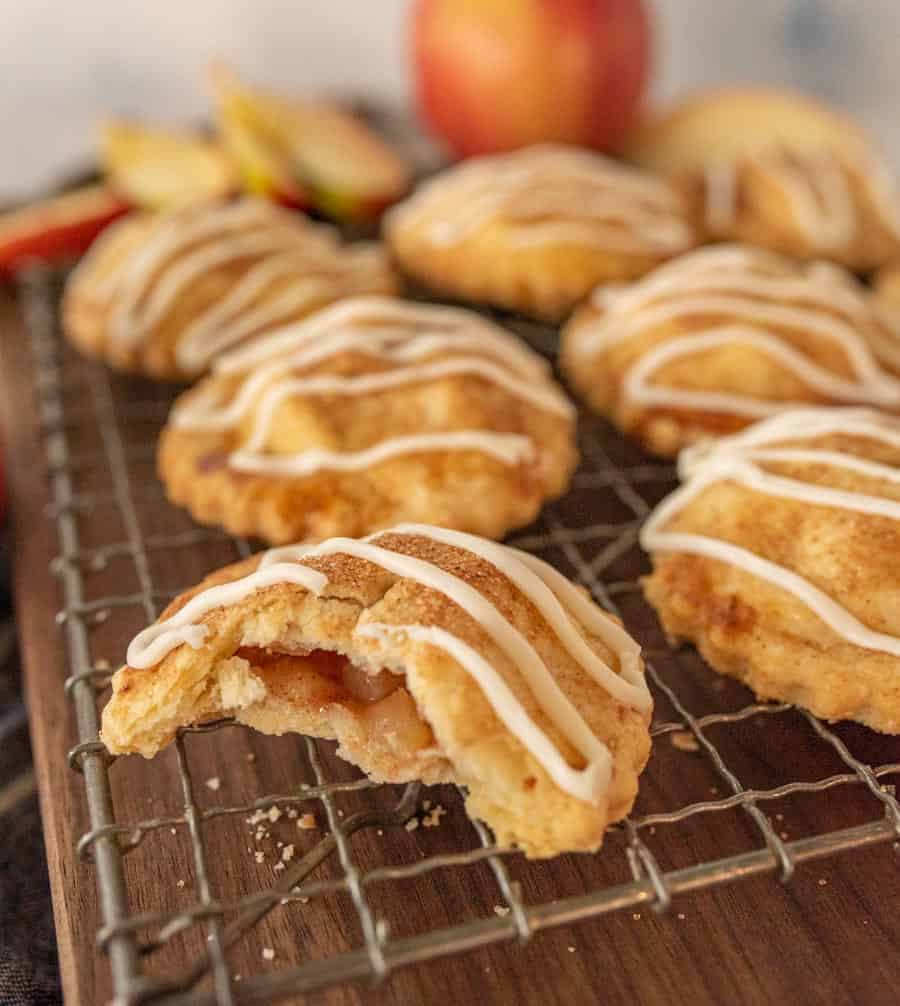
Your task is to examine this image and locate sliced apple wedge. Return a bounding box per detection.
[213,76,311,209]
[212,66,411,221]
[0,185,129,276]
[101,120,236,209]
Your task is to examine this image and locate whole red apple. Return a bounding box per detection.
[413,0,652,158]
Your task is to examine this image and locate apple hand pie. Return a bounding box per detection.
[62,198,398,381]
[560,244,900,457]
[642,408,900,732]
[385,144,698,321]
[101,525,653,858]
[159,296,578,544]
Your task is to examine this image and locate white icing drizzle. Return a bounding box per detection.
[172,296,572,477]
[229,431,535,476]
[703,147,900,249]
[571,245,900,416]
[642,407,900,657]
[89,199,388,370]
[386,144,694,254]
[125,525,649,803]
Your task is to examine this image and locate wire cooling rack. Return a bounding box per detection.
[15,265,900,1005]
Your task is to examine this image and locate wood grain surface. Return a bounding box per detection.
[4,284,900,1006]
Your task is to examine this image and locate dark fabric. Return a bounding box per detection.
[0,532,62,1006]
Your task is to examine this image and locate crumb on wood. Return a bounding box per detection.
[567,946,575,953]
[176,879,185,889]
[405,817,420,832]
[297,813,316,830]
[282,844,295,863]
[494,906,510,917]
[267,806,282,823]
[632,913,641,921]
[677,913,686,920]
[262,948,275,961]
[423,805,446,828]
[245,752,256,763]
[94,658,110,670]
[286,807,298,819]
[273,862,286,873]
[254,851,264,864]
[205,776,221,792]
[818,877,828,887]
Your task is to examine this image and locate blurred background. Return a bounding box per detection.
[3,0,900,199]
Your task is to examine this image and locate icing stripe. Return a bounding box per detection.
[387,144,694,254]
[172,297,569,477]
[643,407,900,656]
[571,245,900,416]
[703,148,900,247]
[125,525,648,804]
[228,431,535,476]
[357,622,613,800]
[90,200,389,369]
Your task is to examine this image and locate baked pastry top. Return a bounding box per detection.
[101,524,653,857]
[159,296,578,543]
[560,244,900,457]
[385,144,698,320]
[642,408,900,732]
[694,145,900,272]
[62,198,398,380]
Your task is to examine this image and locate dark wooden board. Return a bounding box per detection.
[4,284,900,1006]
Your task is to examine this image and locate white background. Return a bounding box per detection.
[3,0,900,198]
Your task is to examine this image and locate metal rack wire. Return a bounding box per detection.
[18,266,900,1005]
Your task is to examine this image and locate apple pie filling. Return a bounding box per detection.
[234,644,435,747]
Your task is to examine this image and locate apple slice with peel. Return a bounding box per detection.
[0,185,129,276]
[212,66,411,221]
[101,121,236,209]
[213,76,310,209]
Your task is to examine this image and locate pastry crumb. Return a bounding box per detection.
[405,817,420,832]
[677,912,686,921]
[286,807,298,819]
[205,776,221,791]
[297,813,316,830]
[273,862,286,873]
[262,948,275,961]
[493,905,510,917]
[282,844,295,863]
[254,851,265,864]
[818,877,828,887]
[670,731,700,752]
[170,828,177,835]
[245,752,256,763]
[267,806,282,823]
[632,913,641,921]
[567,946,575,953]
[94,658,110,670]
[423,804,447,828]
[176,879,185,889]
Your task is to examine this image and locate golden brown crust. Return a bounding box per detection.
[101,531,652,857]
[158,303,578,544]
[559,246,898,458]
[61,200,400,381]
[622,89,900,271]
[623,87,872,174]
[643,425,900,732]
[694,150,900,272]
[384,145,698,321]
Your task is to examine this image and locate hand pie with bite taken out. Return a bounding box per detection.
[101,524,653,857]
[62,198,398,381]
[158,296,578,543]
[384,144,698,321]
[560,244,900,458]
[642,408,900,732]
